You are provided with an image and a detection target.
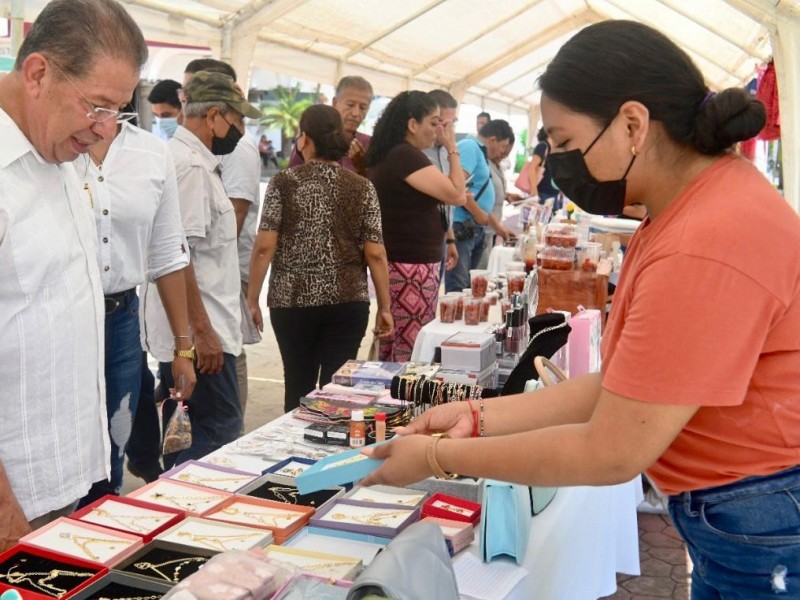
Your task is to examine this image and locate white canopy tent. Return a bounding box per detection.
[1,0,799,209]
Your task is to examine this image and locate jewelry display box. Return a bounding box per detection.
[343,485,428,508]
[0,546,105,599]
[204,447,281,476]
[421,493,482,526]
[126,479,232,516]
[261,456,316,479]
[238,474,344,514]
[271,573,352,600]
[111,540,218,586]
[67,570,172,599]
[419,517,475,556]
[283,528,384,567]
[155,517,273,553]
[20,517,144,567]
[295,447,384,494]
[70,495,185,543]
[160,460,260,493]
[309,499,419,539]
[263,545,362,581]
[407,475,485,504]
[202,496,314,544]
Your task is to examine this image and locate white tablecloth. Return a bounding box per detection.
[410,306,504,363]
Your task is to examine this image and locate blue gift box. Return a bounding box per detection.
[295,446,384,494]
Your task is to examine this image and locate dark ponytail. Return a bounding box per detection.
[299,104,350,161]
[538,20,765,156]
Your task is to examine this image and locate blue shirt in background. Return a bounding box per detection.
[452,136,493,223]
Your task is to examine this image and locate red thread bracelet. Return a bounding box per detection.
[465,398,480,438]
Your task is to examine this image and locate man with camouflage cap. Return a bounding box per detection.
[141,71,262,465]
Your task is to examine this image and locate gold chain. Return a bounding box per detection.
[175,530,261,552]
[330,509,410,527]
[133,557,207,583]
[176,472,252,486]
[220,505,303,527]
[151,491,221,511]
[1,564,94,597]
[59,531,125,561]
[90,507,169,533]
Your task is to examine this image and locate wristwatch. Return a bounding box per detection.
[174,346,197,361]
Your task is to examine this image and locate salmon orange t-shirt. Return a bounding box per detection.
[601,155,800,495]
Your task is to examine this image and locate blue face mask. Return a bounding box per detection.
[154,116,178,139]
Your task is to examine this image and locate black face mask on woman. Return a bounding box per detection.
[547,118,636,215]
[211,116,243,156]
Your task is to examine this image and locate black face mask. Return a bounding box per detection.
[547,118,636,215]
[211,116,243,156]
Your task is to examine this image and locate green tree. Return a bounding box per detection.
[259,84,313,155]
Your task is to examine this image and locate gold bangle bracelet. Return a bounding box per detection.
[427,435,458,480]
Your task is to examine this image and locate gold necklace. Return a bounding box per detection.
[90,507,169,533]
[296,559,358,573]
[176,530,261,552]
[220,505,303,527]
[265,484,300,504]
[275,466,305,477]
[59,531,125,561]
[133,557,207,583]
[357,495,421,506]
[151,491,221,511]
[176,472,252,487]
[331,509,410,527]
[1,564,94,597]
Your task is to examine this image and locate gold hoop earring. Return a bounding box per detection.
[630,146,638,156]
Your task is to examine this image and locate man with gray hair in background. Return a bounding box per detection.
[0,0,147,546]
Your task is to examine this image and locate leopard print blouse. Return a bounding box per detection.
[259,162,383,308]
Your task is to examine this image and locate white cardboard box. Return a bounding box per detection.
[440,332,496,371]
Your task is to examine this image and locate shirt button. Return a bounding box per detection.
[102,237,108,243]
[103,266,110,272]
[102,209,109,215]
[98,176,104,182]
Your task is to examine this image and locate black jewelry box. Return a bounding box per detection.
[68,570,172,599]
[110,540,218,586]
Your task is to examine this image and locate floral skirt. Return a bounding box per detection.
[379,261,440,363]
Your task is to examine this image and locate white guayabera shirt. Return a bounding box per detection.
[0,108,109,520]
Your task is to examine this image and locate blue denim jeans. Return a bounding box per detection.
[668,464,800,599]
[160,353,242,469]
[445,222,485,292]
[79,290,142,507]
[125,352,162,476]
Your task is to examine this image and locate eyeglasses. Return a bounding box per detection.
[50,60,137,124]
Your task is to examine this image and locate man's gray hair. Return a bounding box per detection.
[183,101,234,119]
[335,75,373,99]
[16,0,148,78]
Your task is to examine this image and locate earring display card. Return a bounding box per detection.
[310,499,419,538]
[239,474,344,513]
[263,545,362,581]
[345,485,427,507]
[156,517,273,553]
[202,497,313,543]
[70,496,184,542]
[126,479,232,515]
[0,547,103,599]
[20,517,143,566]
[421,493,482,526]
[67,570,171,599]
[113,541,217,585]
[262,456,317,479]
[161,460,260,492]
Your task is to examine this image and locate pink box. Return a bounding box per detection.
[419,517,475,556]
[568,308,602,378]
[20,517,143,567]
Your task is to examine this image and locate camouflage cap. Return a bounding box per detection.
[184,71,262,119]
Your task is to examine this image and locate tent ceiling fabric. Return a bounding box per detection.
[100,0,795,113]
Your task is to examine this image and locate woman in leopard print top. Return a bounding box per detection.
[247,105,393,412]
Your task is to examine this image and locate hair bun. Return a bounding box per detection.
[692,88,766,155]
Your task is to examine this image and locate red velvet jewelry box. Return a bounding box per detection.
[201,495,314,544]
[421,493,482,525]
[0,544,107,599]
[69,494,185,543]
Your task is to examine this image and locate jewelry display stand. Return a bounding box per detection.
[202,496,313,544]
[155,517,273,553]
[0,547,103,599]
[20,517,143,566]
[161,460,260,493]
[310,499,419,538]
[263,545,362,580]
[71,496,184,542]
[344,485,428,507]
[112,541,217,586]
[126,479,231,515]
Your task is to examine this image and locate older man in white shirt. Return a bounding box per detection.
[0,0,147,545]
[142,71,262,466]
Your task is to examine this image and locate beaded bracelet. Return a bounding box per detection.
[479,398,486,437]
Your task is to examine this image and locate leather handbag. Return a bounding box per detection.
[479,479,532,565]
[347,521,459,600]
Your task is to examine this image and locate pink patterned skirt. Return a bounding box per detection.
[379,261,441,363]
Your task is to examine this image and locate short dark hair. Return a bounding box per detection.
[147,79,182,109]
[185,58,237,82]
[365,90,438,167]
[538,21,765,156]
[477,111,491,120]
[16,0,147,78]
[428,89,457,110]
[299,104,350,161]
[479,119,514,142]
[537,127,548,143]
[335,76,373,98]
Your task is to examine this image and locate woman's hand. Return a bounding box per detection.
[360,434,433,487]
[375,309,394,338]
[394,401,475,439]
[439,119,458,153]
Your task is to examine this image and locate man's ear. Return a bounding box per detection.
[20,52,49,100]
